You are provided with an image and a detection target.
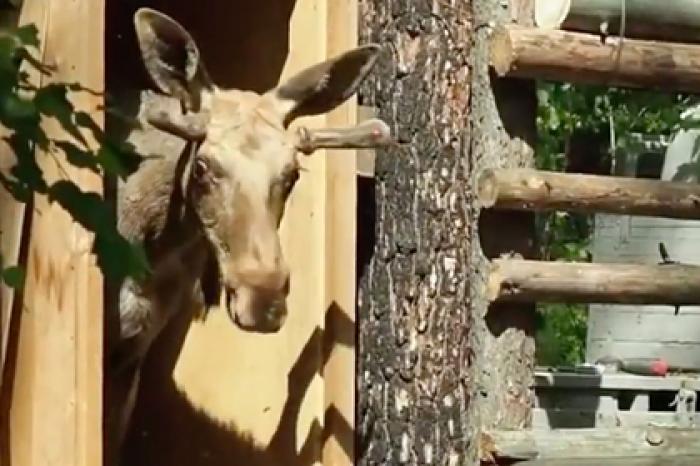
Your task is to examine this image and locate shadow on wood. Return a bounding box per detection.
[121,300,354,466]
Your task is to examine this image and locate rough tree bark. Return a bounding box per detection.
[470,0,538,444]
[356,0,473,464]
[357,1,537,464]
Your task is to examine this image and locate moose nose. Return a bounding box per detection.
[229,285,288,333]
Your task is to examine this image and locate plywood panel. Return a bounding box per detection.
[4,0,104,465]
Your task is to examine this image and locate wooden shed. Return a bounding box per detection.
[0,1,361,465]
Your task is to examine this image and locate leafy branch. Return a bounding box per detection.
[534,82,698,365]
[0,24,149,290]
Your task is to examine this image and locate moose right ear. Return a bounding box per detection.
[134,8,213,112]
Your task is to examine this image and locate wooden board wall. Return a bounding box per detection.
[116,1,359,465]
[1,0,105,465]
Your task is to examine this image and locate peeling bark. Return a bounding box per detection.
[469,0,538,441]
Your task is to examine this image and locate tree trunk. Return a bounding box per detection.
[470,0,539,446]
[356,0,472,464]
[358,2,538,464]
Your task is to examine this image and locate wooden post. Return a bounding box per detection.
[488,258,700,305]
[477,168,700,220]
[322,1,358,465]
[490,24,700,93]
[4,0,104,465]
[0,0,34,389]
[536,0,700,44]
[481,426,700,462]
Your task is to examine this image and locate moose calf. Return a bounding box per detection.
[104,7,389,465]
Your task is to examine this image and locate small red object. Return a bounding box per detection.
[649,358,669,376]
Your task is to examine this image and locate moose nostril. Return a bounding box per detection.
[281,276,290,295]
[266,301,287,328]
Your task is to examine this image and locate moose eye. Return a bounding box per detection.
[193,157,208,180]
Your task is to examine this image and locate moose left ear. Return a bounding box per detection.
[269,44,381,126]
[134,8,213,112]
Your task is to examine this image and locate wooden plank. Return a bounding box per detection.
[490,24,700,94]
[587,309,700,344]
[322,1,357,465]
[477,168,700,220]
[488,258,700,305]
[587,340,700,370]
[534,371,700,391]
[533,408,700,430]
[481,426,700,461]
[520,456,700,466]
[7,0,104,465]
[0,0,51,394]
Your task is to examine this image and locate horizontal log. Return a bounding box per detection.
[516,458,700,466]
[488,258,700,305]
[476,168,700,220]
[535,0,700,44]
[490,24,700,93]
[533,407,700,431]
[481,426,700,461]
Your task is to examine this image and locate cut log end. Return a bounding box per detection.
[489,26,515,77]
[475,168,499,208]
[486,264,504,303]
[534,0,571,29]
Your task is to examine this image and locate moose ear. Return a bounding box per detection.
[269,44,381,126]
[134,8,213,112]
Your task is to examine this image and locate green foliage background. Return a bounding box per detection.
[534,82,699,367]
[0,24,149,291]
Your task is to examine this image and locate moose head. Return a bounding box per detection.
[133,8,390,333]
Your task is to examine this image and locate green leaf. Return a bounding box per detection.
[7,134,47,193]
[96,141,142,179]
[0,92,39,128]
[12,24,39,48]
[3,265,25,289]
[94,234,151,283]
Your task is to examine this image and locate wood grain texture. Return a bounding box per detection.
[322,1,358,465]
[482,426,700,461]
[477,168,700,219]
[5,0,104,465]
[491,24,700,93]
